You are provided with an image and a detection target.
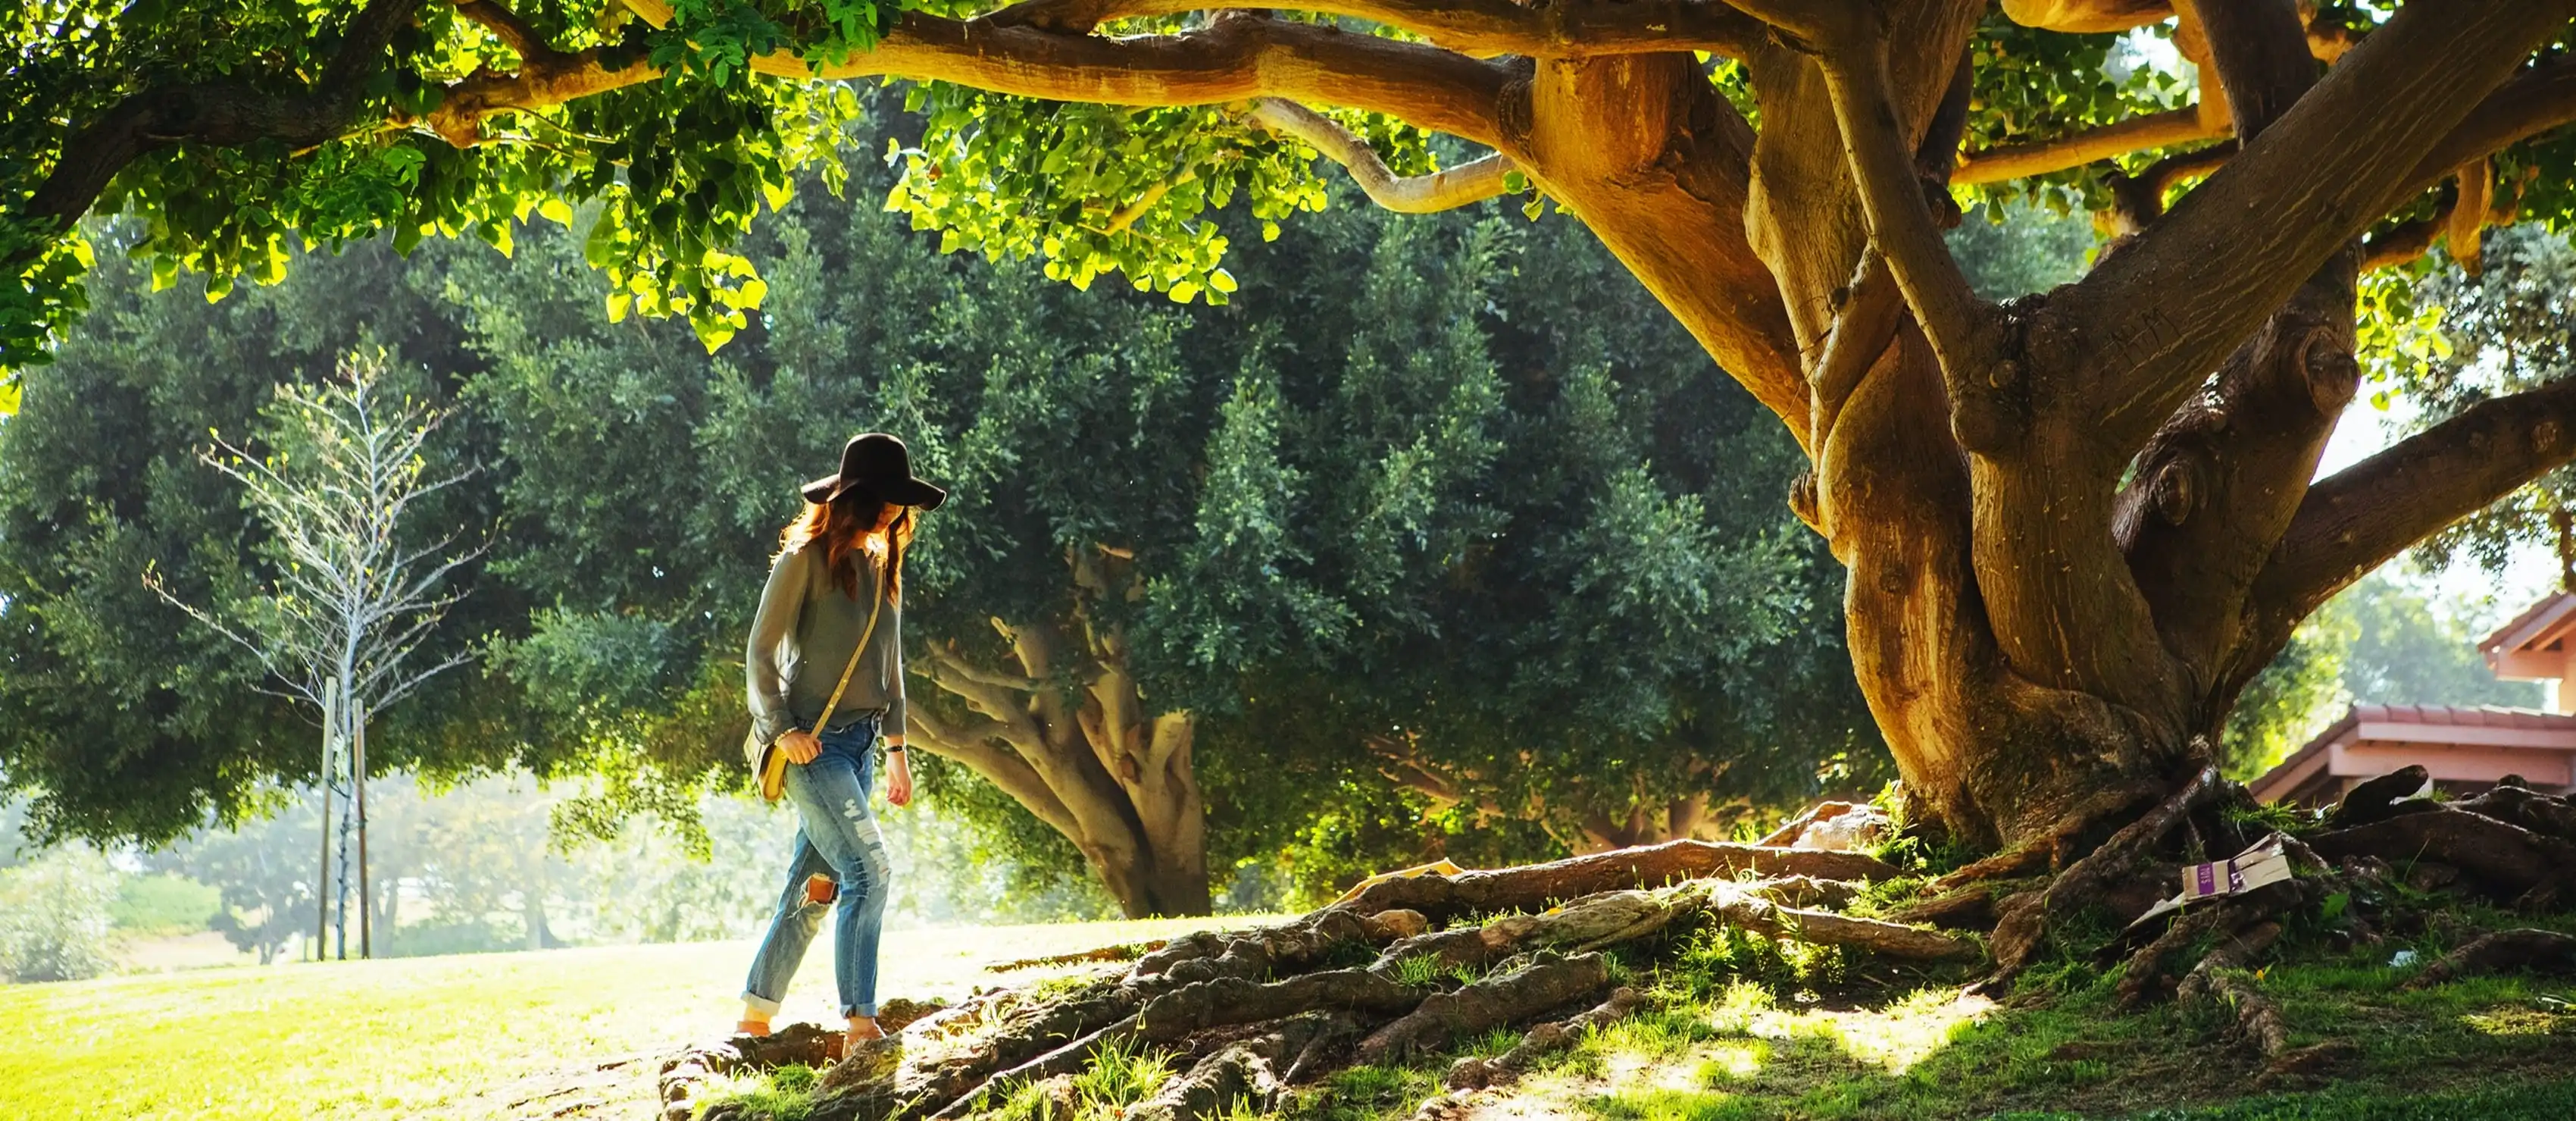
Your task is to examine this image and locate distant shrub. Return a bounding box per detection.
[109,873,220,936]
[379,919,523,959]
[0,847,121,982]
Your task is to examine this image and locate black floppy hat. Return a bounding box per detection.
[802,433,947,509]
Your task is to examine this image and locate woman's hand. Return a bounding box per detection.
[886,747,914,808]
[776,728,822,765]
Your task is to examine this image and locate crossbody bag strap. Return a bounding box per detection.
[809,553,887,737]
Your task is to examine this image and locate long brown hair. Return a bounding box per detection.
[782,490,914,602]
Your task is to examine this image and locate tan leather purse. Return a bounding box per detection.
[746,559,885,803]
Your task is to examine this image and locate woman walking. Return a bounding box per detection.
[736,433,944,1046]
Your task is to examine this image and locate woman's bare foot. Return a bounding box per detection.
[845,1017,884,1044]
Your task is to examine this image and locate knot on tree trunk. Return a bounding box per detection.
[2296,330,2360,415]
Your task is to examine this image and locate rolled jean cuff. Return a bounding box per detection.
[844,1003,876,1019]
[739,991,784,1017]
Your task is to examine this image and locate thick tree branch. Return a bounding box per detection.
[16,0,425,252]
[2360,181,2518,271]
[2187,0,2314,142]
[2001,0,2169,35]
[2049,0,2576,453]
[905,706,1087,841]
[454,0,549,57]
[1963,49,2576,193]
[1954,108,2222,185]
[1247,99,1514,213]
[633,1,1526,149]
[1810,23,1992,386]
[2109,0,2351,683]
[2249,377,2576,643]
[981,0,1770,58]
[815,11,1513,146]
[2399,56,2576,202]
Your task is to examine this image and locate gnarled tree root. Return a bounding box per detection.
[1357,953,1611,1065]
[2312,807,2576,903]
[1382,881,1977,977]
[1442,986,1648,1091]
[2170,920,2352,1083]
[1333,838,1897,922]
[1987,766,2225,985]
[2399,928,2576,991]
[673,842,1982,1121]
[2114,883,2307,1009]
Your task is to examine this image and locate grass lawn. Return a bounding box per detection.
[0,916,1268,1121]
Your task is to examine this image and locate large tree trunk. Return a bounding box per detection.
[1471,2,2576,852]
[906,546,1211,917]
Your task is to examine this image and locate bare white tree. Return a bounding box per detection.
[148,349,486,960]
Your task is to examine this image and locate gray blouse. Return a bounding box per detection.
[745,543,905,746]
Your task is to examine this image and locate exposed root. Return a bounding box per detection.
[1355,953,1612,1064]
[2202,967,2290,1057]
[1125,1016,1343,1121]
[2173,921,2284,1007]
[1139,970,1422,1041]
[661,1023,844,1120]
[1442,986,1648,1091]
[1333,838,1897,922]
[2117,898,2261,1009]
[2321,765,2431,828]
[927,1016,1141,1120]
[1735,896,1982,962]
[1930,844,2052,891]
[1380,881,1975,974]
[1887,887,2001,929]
[1753,874,1865,910]
[2311,807,2576,903]
[2452,782,2576,843]
[1987,767,2224,984]
[2399,928,2576,991]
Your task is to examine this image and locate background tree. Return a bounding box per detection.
[144,797,320,964]
[150,352,488,957]
[0,229,527,849]
[21,0,2576,850]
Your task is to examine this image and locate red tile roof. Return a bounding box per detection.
[2348,703,2576,729]
[2481,590,2576,655]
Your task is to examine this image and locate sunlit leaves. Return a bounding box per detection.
[2,0,859,366]
[884,82,1442,305]
[1955,14,2187,213]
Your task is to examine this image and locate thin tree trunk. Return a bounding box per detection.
[316,676,338,961]
[354,708,370,960]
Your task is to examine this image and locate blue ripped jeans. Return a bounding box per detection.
[741,715,892,1019]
